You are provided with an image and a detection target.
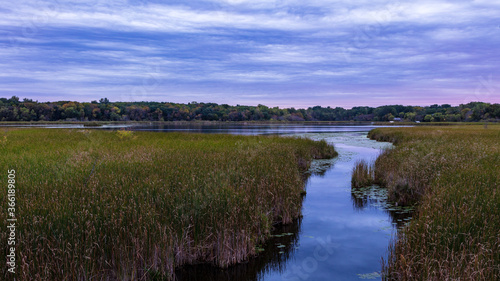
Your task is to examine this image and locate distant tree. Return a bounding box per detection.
[404,112,416,121]
[8,96,20,105]
[384,113,395,121]
[19,107,31,121]
[433,113,444,122]
[0,96,499,123]
[99,98,110,104]
[461,108,472,121]
[424,115,434,122]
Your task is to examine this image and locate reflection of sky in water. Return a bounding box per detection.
[260,132,395,281]
[0,124,133,129]
[1,124,410,137]
[132,125,387,135]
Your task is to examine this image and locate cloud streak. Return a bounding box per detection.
[0,0,499,107]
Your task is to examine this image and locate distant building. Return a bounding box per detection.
[393,118,402,121]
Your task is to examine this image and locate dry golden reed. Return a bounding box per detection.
[358,126,499,281]
[0,128,336,280]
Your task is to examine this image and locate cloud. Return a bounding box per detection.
[0,0,499,106]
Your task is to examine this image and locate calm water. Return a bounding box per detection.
[3,122,396,135]
[128,123,389,135]
[9,124,411,280]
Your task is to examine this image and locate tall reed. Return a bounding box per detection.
[0,129,336,280]
[363,126,499,280]
[351,160,374,188]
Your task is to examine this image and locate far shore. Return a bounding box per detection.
[0,120,496,127]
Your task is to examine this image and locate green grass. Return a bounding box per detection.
[0,128,336,280]
[355,126,499,280]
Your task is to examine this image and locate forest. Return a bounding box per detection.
[1,96,499,122]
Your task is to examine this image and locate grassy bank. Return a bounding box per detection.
[0,129,336,280]
[353,126,499,280]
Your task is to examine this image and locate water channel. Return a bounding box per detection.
[132,124,412,281]
[11,123,412,280]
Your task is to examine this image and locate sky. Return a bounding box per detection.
[1,0,499,108]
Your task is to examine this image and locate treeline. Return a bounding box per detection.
[1,96,499,122]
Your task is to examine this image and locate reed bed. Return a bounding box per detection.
[351,160,374,188]
[357,126,499,280]
[0,128,336,280]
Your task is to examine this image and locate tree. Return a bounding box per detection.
[461,108,472,121]
[8,96,20,105]
[153,108,163,121]
[99,98,110,104]
[433,113,444,122]
[424,115,434,122]
[404,112,416,121]
[0,96,498,123]
[384,113,395,121]
[20,107,31,121]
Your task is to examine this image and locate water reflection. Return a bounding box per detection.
[175,218,302,281]
[351,185,388,211]
[1,123,409,136]
[305,159,336,178]
[129,123,391,135]
[351,185,414,229]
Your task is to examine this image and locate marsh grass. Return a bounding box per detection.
[361,126,499,280]
[351,160,374,188]
[0,129,336,280]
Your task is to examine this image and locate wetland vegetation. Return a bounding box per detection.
[0,128,336,280]
[352,125,500,280]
